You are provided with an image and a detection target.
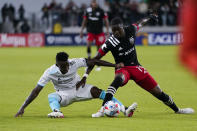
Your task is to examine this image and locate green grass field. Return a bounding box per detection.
[0,46,197,131]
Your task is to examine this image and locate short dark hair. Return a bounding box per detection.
[56,52,69,62]
[111,17,123,26]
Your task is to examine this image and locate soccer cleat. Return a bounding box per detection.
[175,108,195,114]
[48,110,64,118]
[95,67,101,71]
[124,102,138,117]
[92,106,104,118]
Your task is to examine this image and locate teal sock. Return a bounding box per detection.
[48,93,61,112]
[99,90,123,106]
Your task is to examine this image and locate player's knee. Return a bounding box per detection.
[90,86,102,98]
[48,93,61,103]
[111,75,124,88]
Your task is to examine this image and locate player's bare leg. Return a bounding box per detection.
[102,74,124,106]
[149,85,194,114]
[95,45,101,71]
[87,40,92,59]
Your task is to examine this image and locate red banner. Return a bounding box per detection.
[0,33,44,47]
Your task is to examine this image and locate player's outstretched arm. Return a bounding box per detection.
[76,53,104,89]
[104,18,110,38]
[87,58,123,68]
[76,52,112,89]
[134,10,158,30]
[80,18,87,38]
[84,52,104,75]
[15,85,43,117]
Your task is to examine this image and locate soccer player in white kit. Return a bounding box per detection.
[15,52,137,118]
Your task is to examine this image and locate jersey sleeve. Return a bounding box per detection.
[72,58,87,68]
[83,10,88,19]
[101,9,108,19]
[103,12,108,19]
[98,41,111,56]
[37,69,51,87]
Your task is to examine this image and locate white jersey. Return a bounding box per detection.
[37,58,87,91]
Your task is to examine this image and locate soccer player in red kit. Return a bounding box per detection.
[80,0,109,71]
[77,12,194,117]
[179,0,197,77]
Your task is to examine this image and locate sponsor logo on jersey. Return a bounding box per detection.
[118,53,124,56]
[124,47,135,55]
[89,16,99,21]
[118,47,135,56]
[96,12,100,16]
[69,61,76,66]
[58,77,73,84]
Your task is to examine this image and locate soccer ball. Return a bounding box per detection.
[104,101,120,117]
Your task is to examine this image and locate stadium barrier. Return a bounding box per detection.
[136,32,183,45]
[0,31,183,47]
[45,32,182,46]
[45,34,86,46]
[0,33,44,47]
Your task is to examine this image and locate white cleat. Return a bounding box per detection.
[92,107,104,118]
[125,102,138,117]
[176,108,195,114]
[48,111,64,118]
[95,67,101,71]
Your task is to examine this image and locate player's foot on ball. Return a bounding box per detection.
[175,108,194,114]
[95,67,101,71]
[48,110,64,118]
[92,106,104,118]
[124,102,138,117]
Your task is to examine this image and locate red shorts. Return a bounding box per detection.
[115,66,158,91]
[87,32,105,46]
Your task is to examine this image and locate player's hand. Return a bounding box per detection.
[80,31,83,38]
[148,10,159,24]
[115,62,124,69]
[15,108,24,117]
[76,77,87,90]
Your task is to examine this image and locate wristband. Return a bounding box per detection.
[83,73,89,78]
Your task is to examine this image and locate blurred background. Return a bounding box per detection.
[0,0,182,48]
[0,0,179,34]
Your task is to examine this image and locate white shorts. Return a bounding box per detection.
[56,84,93,107]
